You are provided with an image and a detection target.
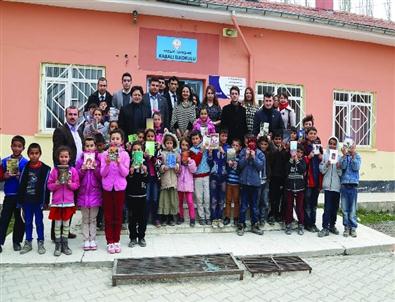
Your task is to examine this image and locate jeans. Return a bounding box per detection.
[304,187,320,228]
[0,195,24,245]
[239,185,259,224]
[257,181,269,223]
[341,185,358,229]
[146,179,159,223]
[210,176,226,220]
[322,190,340,229]
[23,203,44,242]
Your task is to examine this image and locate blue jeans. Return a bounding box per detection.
[146,179,159,223]
[210,176,226,220]
[258,181,269,223]
[341,185,358,229]
[322,190,340,229]
[239,185,259,224]
[23,203,44,242]
[304,187,320,228]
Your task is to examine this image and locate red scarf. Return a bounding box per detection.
[279,100,289,111]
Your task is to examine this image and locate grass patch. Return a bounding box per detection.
[357,209,395,225]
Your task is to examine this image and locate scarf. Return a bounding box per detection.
[279,100,289,111]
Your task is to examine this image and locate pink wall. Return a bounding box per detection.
[1,2,394,151]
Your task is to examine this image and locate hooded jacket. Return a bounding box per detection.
[159,132,180,189]
[47,166,80,206]
[319,136,342,192]
[192,116,216,135]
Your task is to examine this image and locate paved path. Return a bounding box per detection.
[1,253,394,302]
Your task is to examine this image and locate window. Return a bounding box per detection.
[41,63,105,131]
[255,82,304,127]
[333,90,375,146]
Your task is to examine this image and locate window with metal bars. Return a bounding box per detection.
[41,63,105,131]
[255,82,304,127]
[333,90,375,146]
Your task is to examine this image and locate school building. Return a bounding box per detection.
[1,0,394,191]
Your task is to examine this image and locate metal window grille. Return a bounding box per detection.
[333,90,375,146]
[255,82,304,127]
[41,63,105,131]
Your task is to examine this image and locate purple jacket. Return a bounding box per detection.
[100,147,130,191]
[47,167,80,205]
[193,117,216,135]
[76,153,102,208]
[177,158,197,192]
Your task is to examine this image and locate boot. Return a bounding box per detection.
[54,238,61,257]
[20,240,33,255]
[37,240,46,255]
[251,223,264,235]
[61,237,72,255]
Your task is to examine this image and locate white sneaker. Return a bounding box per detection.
[83,240,90,251]
[218,219,224,228]
[211,220,218,228]
[114,242,121,253]
[107,243,115,254]
[90,240,97,250]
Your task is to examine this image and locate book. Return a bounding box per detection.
[329,149,338,164]
[108,146,119,161]
[290,141,297,156]
[343,137,354,150]
[83,152,95,169]
[57,165,70,184]
[210,133,219,149]
[128,134,138,143]
[200,126,208,137]
[6,158,19,176]
[108,107,119,122]
[166,153,177,169]
[259,122,269,137]
[298,129,305,140]
[227,148,236,161]
[146,118,154,130]
[132,151,144,168]
[145,141,155,157]
[312,143,321,155]
[203,135,210,149]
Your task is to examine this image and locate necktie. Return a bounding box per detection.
[100,95,104,101]
[172,94,177,107]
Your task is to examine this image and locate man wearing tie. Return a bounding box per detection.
[84,77,112,111]
[143,77,170,129]
[163,76,179,120]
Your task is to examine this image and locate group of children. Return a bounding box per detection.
[0,109,361,256]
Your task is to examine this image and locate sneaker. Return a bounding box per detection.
[211,219,218,228]
[217,219,224,228]
[223,217,230,225]
[259,220,266,228]
[13,242,21,251]
[297,225,304,235]
[177,216,184,225]
[90,240,97,250]
[107,243,115,254]
[161,220,167,227]
[128,239,137,248]
[285,225,292,235]
[20,240,32,255]
[206,219,212,226]
[122,223,128,230]
[154,220,161,228]
[138,238,146,247]
[343,228,350,237]
[251,223,264,235]
[329,226,340,235]
[83,240,90,251]
[350,229,357,238]
[168,219,176,227]
[198,219,205,226]
[318,228,330,237]
[37,240,46,255]
[268,217,275,226]
[190,219,196,227]
[114,242,121,253]
[236,224,245,236]
[311,225,319,233]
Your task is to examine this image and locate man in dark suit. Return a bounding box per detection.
[51,106,83,239]
[163,76,179,121]
[253,93,285,137]
[143,77,170,129]
[84,77,112,111]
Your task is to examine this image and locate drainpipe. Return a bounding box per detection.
[231,11,254,88]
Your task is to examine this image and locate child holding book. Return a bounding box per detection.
[303,127,323,232]
[127,141,149,248]
[207,129,229,228]
[0,135,28,253]
[284,144,306,235]
[257,136,271,226]
[76,137,102,251]
[318,137,342,237]
[224,138,242,226]
[193,107,216,135]
[177,137,197,227]
[340,140,361,237]
[18,143,51,254]
[83,108,109,138]
[144,129,161,227]
[189,130,211,225]
[237,134,265,236]
[100,129,130,254]
[158,132,180,226]
[47,146,80,256]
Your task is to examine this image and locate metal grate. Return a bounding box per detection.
[112,253,244,286]
[238,255,312,277]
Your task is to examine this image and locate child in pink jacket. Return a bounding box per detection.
[177,137,197,227]
[47,146,80,257]
[100,129,130,254]
[193,108,216,136]
[76,137,102,251]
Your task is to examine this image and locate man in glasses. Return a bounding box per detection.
[112,72,133,110]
